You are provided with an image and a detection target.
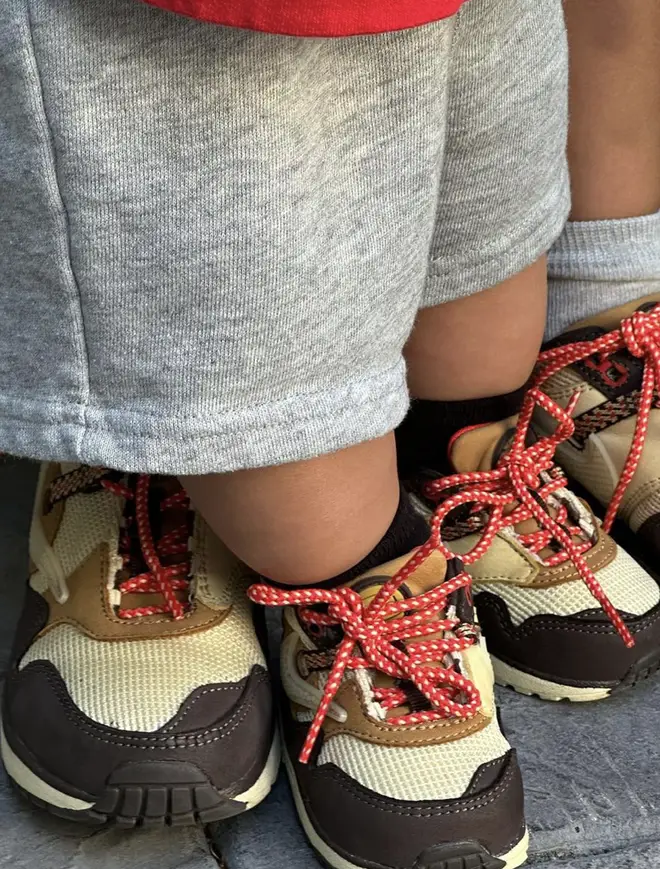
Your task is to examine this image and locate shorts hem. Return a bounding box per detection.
[0,362,409,475]
[422,170,571,306]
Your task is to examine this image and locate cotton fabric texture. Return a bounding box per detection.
[0,0,569,474]
[546,211,660,340]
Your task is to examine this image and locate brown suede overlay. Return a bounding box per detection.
[533,524,617,587]
[38,544,230,642]
[317,680,489,749]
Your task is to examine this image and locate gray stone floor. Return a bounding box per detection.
[2,459,660,868]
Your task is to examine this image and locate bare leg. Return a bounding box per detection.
[405,258,547,400]
[183,435,399,585]
[184,261,547,585]
[564,0,660,221]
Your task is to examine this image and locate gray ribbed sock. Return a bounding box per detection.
[545,210,660,340]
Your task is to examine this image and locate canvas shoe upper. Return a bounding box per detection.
[249,540,528,869]
[1,463,278,826]
[535,295,660,566]
[408,388,660,702]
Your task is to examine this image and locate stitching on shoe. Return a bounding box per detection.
[481,594,660,636]
[160,683,246,733]
[317,756,517,817]
[463,756,506,795]
[626,477,660,517]
[24,664,270,749]
[498,820,528,857]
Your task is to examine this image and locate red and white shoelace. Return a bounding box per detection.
[535,305,660,535]
[103,475,192,620]
[249,542,481,764]
[423,387,634,650]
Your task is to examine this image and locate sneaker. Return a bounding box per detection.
[408,387,660,702]
[249,543,529,869]
[535,295,660,566]
[1,464,278,826]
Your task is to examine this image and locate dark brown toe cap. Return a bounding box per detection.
[3,661,273,803]
[289,745,525,869]
[476,591,660,687]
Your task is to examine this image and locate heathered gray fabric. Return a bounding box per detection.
[0,0,568,475]
[423,0,569,306]
[546,211,660,339]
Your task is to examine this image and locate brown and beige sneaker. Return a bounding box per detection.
[249,545,528,869]
[408,388,660,703]
[1,464,278,826]
[535,295,660,569]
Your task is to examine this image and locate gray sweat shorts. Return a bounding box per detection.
[0,0,569,474]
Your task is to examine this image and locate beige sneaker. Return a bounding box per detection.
[407,388,660,702]
[535,294,660,566]
[250,547,528,869]
[1,464,278,826]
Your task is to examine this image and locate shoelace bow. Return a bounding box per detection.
[423,387,634,650]
[535,306,660,535]
[103,474,192,620]
[249,539,481,764]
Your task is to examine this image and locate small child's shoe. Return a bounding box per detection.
[1,464,278,825]
[250,545,528,869]
[536,295,660,568]
[408,387,660,702]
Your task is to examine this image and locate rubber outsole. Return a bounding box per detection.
[493,649,660,703]
[2,726,280,828]
[492,657,611,703]
[613,649,660,694]
[10,777,244,827]
[412,840,525,869]
[283,749,529,869]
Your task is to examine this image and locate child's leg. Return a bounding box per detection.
[405,258,547,401]
[545,0,660,338]
[0,0,455,836]
[395,0,660,710]
[183,435,401,584]
[564,0,660,222]
[1,8,531,864]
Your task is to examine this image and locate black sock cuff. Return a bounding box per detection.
[264,486,429,590]
[396,383,529,478]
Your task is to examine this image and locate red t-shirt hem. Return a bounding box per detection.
[143,0,464,37]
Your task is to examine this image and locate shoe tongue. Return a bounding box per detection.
[448,414,593,557]
[344,549,474,636]
[346,549,449,602]
[568,293,660,333]
[305,551,452,650]
[340,550,471,720]
[450,417,518,473]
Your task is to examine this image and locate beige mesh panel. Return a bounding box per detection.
[318,715,509,802]
[20,591,265,732]
[475,544,659,625]
[33,489,122,586]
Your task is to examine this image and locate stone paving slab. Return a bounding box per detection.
[2,458,660,869]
